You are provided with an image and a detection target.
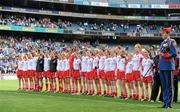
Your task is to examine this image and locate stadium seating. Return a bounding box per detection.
[1,14,179,34]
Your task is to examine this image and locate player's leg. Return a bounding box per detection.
[50,73,54,92]
[18,78,21,90]
[80,75,84,94]
[41,72,44,91]
[58,78,62,92]
[64,78,68,93]
[112,80,117,97]
[72,76,75,93]
[122,79,127,98]
[45,77,49,92]
[95,79,100,95]
[54,74,57,92]
[126,81,131,99]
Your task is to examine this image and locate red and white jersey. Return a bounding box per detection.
[92,56,99,69]
[27,59,33,70]
[104,58,110,72]
[73,58,81,70]
[142,58,154,77]
[17,60,23,70]
[32,57,38,70]
[86,57,93,72]
[99,56,106,70]
[57,59,63,71]
[63,59,70,71]
[125,61,133,74]
[116,56,126,71]
[22,60,28,71]
[109,57,116,71]
[132,53,144,71]
[81,56,88,72]
[44,58,50,71]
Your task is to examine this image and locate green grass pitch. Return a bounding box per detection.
[0,80,180,112]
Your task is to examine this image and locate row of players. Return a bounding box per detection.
[16,44,154,101]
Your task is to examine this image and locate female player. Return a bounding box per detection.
[44,52,51,92]
[80,50,88,94]
[98,49,106,95]
[56,54,63,93]
[141,49,154,101]
[109,49,117,97]
[117,47,127,98]
[35,53,44,91]
[63,53,71,93]
[27,53,34,91]
[49,52,57,92]
[92,49,100,95]
[104,50,110,96]
[86,51,94,95]
[72,52,81,94]
[22,54,28,91]
[125,53,134,99]
[31,52,38,91]
[132,44,144,100]
[16,55,23,90]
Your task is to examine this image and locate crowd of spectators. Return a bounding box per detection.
[0,33,178,74]
[0,35,103,74]
[0,14,180,33]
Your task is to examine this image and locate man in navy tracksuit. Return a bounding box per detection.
[159,27,178,108]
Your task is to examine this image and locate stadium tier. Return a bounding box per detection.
[0,14,170,33]
[0,13,180,38]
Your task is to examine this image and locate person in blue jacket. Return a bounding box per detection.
[159,27,178,108]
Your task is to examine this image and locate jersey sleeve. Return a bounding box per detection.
[169,40,178,58]
[163,40,178,59]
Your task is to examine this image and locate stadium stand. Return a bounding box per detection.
[0,14,180,33]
